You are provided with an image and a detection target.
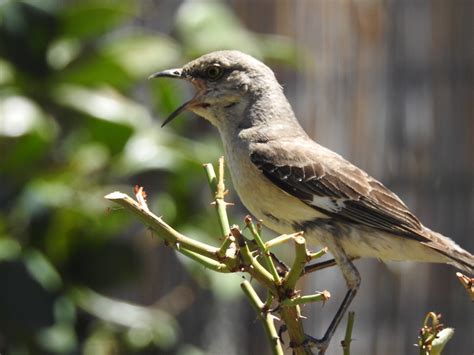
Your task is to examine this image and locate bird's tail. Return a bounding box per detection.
[422,228,474,275]
[441,248,474,275]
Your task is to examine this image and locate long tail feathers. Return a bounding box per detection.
[422,228,474,275]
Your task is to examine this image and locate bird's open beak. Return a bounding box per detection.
[149,68,203,127]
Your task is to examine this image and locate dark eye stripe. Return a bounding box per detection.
[185,66,233,80]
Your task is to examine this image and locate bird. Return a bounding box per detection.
[150,50,474,353]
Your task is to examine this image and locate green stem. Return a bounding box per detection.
[279,306,312,355]
[264,292,275,310]
[203,163,218,192]
[342,311,355,355]
[105,192,219,260]
[203,160,231,258]
[231,226,276,292]
[178,247,231,273]
[265,232,303,249]
[241,281,284,355]
[217,235,235,259]
[245,216,281,285]
[284,235,308,291]
[280,291,331,306]
[308,247,327,261]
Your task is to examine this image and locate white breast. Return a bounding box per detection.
[221,133,329,235]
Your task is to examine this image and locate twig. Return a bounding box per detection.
[341,311,355,355]
[217,235,236,259]
[284,234,309,291]
[241,281,284,355]
[278,305,310,355]
[178,247,230,273]
[204,158,232,259]
[105,192,219,260]
[281,291,331,307]
[265,232,302,249]
[245,216,282,285]
[105,158,340,355]
[231,226,277,292]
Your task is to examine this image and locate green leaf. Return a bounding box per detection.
[60,1,135,39]
[103,32,181,78]
[73,287,179,349]
[58,53,132,88]
[37,322,77,353]
[0,239,21,261]
[53,84,151,129]
[432,328,455,355]
[0,58,15,85]
[23,249,62,291]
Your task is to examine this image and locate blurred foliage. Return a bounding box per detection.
[0,0,297,354]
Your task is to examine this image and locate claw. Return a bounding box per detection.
[305,335,329,354]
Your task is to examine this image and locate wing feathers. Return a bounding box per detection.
[250,143,426,241]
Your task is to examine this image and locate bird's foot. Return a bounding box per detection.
[305,335,329,355]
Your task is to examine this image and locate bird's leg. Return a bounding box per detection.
[302,257,359,275]
[304,259,337,274]
[306,244,361,354]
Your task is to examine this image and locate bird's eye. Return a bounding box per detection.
[205,65,224,80]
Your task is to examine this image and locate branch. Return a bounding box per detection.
[284,234,309,291]
[245,215,281,285]
[341,311,355,355]
[203,157,232,246]
[105,191,219,261]
[241,281,284,355]
[105,158,334,355]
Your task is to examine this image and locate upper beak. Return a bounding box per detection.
[149,68,199,127]
[148,68,183,80]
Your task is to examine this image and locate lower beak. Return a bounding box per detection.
[160,97,197,127]
[149,68,202,127]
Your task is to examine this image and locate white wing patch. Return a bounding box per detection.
[310,195,346,212]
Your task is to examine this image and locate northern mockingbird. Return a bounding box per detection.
[150,50,474,353]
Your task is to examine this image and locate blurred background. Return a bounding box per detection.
[0,0,473,354]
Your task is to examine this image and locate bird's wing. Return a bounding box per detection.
[249,140,428,241]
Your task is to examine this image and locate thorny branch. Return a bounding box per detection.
[105,157,356,355]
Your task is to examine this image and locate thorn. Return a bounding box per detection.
[269,314,281,322]
[134,185,150,212]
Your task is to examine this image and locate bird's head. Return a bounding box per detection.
[149,50,280,129]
